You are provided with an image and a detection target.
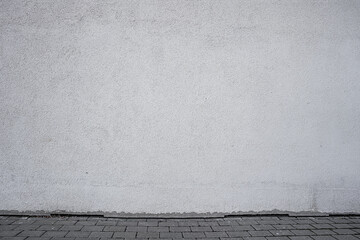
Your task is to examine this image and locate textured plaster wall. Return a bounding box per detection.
[1,0,360,214]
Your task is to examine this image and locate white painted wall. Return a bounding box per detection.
[1,0,360,214]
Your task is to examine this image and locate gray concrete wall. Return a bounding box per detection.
[1,0,360,214]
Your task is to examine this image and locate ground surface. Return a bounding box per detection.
[1,215,360,240]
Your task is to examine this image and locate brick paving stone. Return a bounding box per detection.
[334,229,357,235]
[196,238,220,240]
[97,220,117,226]
[13,224,41,230]
[138,221,159,226]
[76,220,98,225]
[257,220,279,225]
[218,220,240,226]
[12,219,36,225]
[88,231,114,238]
[160,232,183,238]
[289,237,313,240]
[234,225,256,231]
[178,221,199,227]
[151,238,171,240]
[68,216,88,220]
[42,231,68,237]
[0,220,16,225]
[199,221,219,226]
[170,226,191,232]
[113,231,136,238]
[103,225,126,231]
[59,225,83,231]
[0,225,17,231]
[43,217,64,221]
[190,226,212,232]
[65,231,91,238]
[313,229,337,235]
[270,230,294,236]
[74,238,99,240]
[32,220,56,225]
[158,221,179,227]
[266,237,290,240]
[25,238,51,240]
[37,225,62,230]
[293,220,314,225]
[227,231,251,237]
[262,217,280,220]
[332,224,354,228]
[137,232,160,238]
[125,226,147,232]
[204,231,228,237]
[290,230,314,235]
[292,224,314,229]
[249,230,273,237]
[212,225,236,231]
[312,236,337,240]
[18,230,45,237]
[0,230,22,237]
[220,238,243,240]
[333,236,360,240]
[0,237,26,240]
[273,225,294,230]
[313,218,334,224]
[81,225,104,231]
[242,237,267,240]
[278,220,296,225]
[117,220,138,226]
[52,238,75,240]
[253,225,275,230]
[54,220,77,225]
[148,226,169,232]
[182,232,206,238]
[332,218,354,224]
[347,218,360,223]
[10,217,28,220]
[3,217,18,220]
[312,224,334,229]
[238,220,260,225]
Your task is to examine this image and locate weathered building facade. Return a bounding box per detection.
[1,0,359,214]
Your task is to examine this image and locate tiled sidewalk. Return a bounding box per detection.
[1,215,360,240]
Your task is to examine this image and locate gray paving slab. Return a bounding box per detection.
[1,215,360,239]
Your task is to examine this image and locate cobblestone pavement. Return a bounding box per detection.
[1,215,360,240]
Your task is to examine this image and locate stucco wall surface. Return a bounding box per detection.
[1,0,360,214]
